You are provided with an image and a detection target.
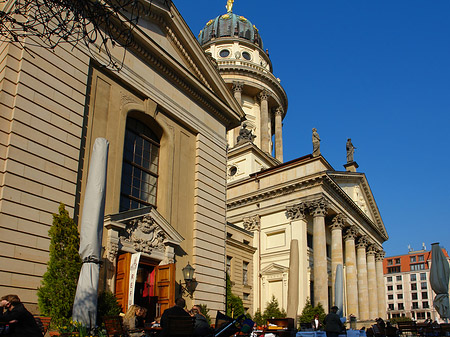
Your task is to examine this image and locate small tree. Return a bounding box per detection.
[263,295,287,321]
[226,273,245,318]
[97,291,122,325]
[197,304,212,325]
[299,298,326,327]
[37,204,82,326]
[253,310,265,327]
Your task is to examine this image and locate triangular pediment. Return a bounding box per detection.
[130,1,243,129]
[327,171,388,240]
[261,263,289,275]
[104,206,183,263]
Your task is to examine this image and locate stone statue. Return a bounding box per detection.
[312,128,320,157]
[226,0,234,13]
[236,123,256,145]
[346,138,356,163]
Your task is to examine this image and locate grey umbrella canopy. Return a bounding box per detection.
[334,264,344,318]
[72,138,109,328]
[430,242,450,321]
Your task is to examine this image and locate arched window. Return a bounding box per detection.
[120,117,160,212]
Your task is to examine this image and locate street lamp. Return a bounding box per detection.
[181,262,196,297]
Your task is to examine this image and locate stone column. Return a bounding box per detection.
[376,251,386,319]
[330,214,345,302]
[311,197,329,312]
[243,215,261,311]
[286,203,308,314]
[344,227,359,319]
[367,245,379,319]
[356,236,370,321]
[231,81,244,147]
[274,107,283,162]
[259,90,270,154]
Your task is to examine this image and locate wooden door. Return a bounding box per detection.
[115,252,131,313]
[155,263,175,314]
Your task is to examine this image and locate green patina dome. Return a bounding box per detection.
[198,12,263,48]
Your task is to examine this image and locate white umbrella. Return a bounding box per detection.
[72,138,109,328]
[430,242,450,321]
[334,264,344,318]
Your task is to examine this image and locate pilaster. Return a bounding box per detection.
[310,197,329,312]
[344,226,359,318]
[274,107,283,162]
[231,81,244,147]
[243,215,261,311]
[356,236,370,320]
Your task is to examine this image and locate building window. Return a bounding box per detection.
[397,294,403,299]
[418,255,424,262]
[326,244,331,258]
[395,258,401,264]
[120,117,160,212]
[219,49,230,58]
[417,312,425,319]
[398,303,404,310]
[411,263,425,271]
[387,285,393,291]
[243,261,249,285]
[411,283,417,291]
[422,292,428,299]
[387,259,393,266]
[423,301,429,309]
[412,293,418,300]
[387,276,392,282]
[396,275,402,281]
[242,51,251,60]
[307,233,313,249]
[412,302,419,309]
[397,284,402,290]
[388,304,394,310]
[388,266,401,274]
[388,294,394,300]
[420,273,427,281]
[421,282,427,290]
[410,256,417,263]
[243,293,250,300]
[226,256,232,276]
[410,274,416,282]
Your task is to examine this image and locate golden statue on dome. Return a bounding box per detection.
[226,0,234,13]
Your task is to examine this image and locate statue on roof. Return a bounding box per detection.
[226,0,234,13]
[236,123,256,145]
[346,138,356,163]
[312,128,321,157]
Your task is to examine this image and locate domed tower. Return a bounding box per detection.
[198,1,288,180]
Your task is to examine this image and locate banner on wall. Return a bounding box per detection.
[128,252,141,309]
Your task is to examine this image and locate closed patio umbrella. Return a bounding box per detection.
[430,242,450,321]
[72,138,109,328]
[334,264,344,318]
[287,239,299,321]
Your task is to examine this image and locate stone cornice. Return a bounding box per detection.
[226,237,257,254]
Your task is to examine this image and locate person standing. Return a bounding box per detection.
[160,298,191,337]
[311,313,322,330]
[0,294,43,337]
[323,306,343,337]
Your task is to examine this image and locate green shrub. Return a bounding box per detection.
[37,204,82,326]
[97,291,121,325]
[390,316,412,325]
[298,298,326,329]
[263,295,287,321]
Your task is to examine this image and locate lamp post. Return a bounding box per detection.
[181,262,196,297]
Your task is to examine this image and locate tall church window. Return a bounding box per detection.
[120,117,160,212]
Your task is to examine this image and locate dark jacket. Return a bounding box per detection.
[193,313,211,337]
[160,305,191,337]
[0,303,43,337]
[323,312,343,333]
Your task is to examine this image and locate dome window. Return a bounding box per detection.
[229,166,238,176]
[219,49,230,58]
[242,51,251,60]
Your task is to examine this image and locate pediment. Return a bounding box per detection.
[327,171,388,240]
[261,263,289,275]
[104,206,184,262]
[130,1,243,128]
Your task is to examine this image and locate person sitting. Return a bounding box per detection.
[160,298,191,337]
[123,305,146,337]
[0,294,43,337]
[311,314,322,330]
[190,305,212,337]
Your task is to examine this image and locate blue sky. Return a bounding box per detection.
[175,1,450,257]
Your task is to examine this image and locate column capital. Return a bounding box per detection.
[243,215,260,231]
[259,89,270,101]
[286,203,307,220]
[376,250,386,261]
[367,244,377,256]
[356,235,368,249]
[232,81,244,92]
[275,106,284,116]
[343,226,358,241]
[330,213,345,231]
[309,197,328,217]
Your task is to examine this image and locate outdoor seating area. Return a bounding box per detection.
[103,316,129,337]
